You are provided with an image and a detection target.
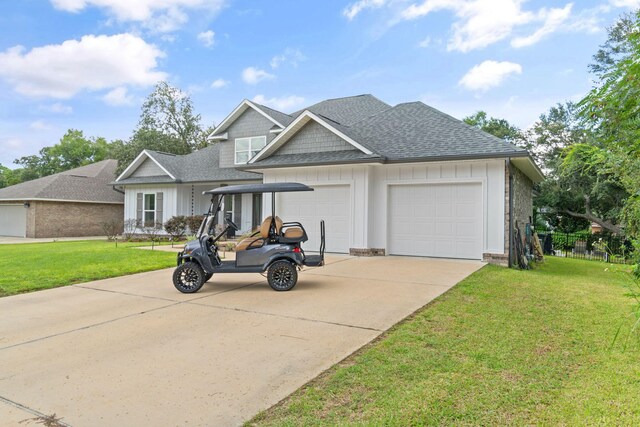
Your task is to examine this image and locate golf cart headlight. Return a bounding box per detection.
[183,247,192,255]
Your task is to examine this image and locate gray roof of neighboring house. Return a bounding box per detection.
[114,144,261,185]
[0,159,123,203]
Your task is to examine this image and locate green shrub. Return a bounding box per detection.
[185,215,205,235]
[164,216,187,240]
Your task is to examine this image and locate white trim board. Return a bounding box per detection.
[115,150,176,182]
[249,111,373,163]
[208,100,285,139]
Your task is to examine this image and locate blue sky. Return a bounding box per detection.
[0,0,638,167]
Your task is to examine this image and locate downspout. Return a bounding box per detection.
[112,185,125,195]
[507,159,514,268]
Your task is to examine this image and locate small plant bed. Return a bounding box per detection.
[249,257,640,425]
[0,240,177,297]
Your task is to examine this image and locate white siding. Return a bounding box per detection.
[263,165,370,250]
[123,185,178,226]
[262,159,506,256]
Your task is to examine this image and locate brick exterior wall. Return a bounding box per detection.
[27,201,124,238]
[220,109,277,168]
[512,166,534,231]
[278,121,357,155]
[482,161,533,267]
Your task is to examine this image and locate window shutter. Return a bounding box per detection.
[156,192,164,225]
[136,193,143,225]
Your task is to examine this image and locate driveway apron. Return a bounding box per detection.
[0,255,483,426]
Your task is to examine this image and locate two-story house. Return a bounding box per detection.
[113,94,543,265]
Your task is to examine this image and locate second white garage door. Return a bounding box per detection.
[0,205,27,237]
[388,183,483,260]
[277,185,350,253]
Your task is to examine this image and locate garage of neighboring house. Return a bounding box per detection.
[277,184,351,253]
[0,160,123,238]
[0,204,27,237]
[387,182,483,259]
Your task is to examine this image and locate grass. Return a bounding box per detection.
[0,240,178,296]
[250,257,640,426]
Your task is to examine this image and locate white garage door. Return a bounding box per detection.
[388,183,483,259]
[0,205,27,237]
[277,185,350,253]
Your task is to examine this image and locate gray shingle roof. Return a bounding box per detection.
[242,151,382,168]
[115,144,261,185]
[293,94,391,126]
[351,102,527,161]
[0,159,123,203]
[252,102,294,127]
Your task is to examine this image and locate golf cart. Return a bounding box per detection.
[173,182,325,293]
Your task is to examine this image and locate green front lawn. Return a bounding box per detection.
[0,240,178,296]
[251,257,640,425]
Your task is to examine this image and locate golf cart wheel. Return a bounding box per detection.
[267,260,298,291]
[173,261,206,293]
[204,272,213,282]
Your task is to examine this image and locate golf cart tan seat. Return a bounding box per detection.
[234,216,282,251]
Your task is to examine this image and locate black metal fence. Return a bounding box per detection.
[537,232,634,264]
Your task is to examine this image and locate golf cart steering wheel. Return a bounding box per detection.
[225,217,239,231]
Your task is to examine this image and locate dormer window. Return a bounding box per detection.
[235,136,267,164]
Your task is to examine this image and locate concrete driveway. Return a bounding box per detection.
[0,255,483,426]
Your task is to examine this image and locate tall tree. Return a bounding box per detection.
[137,81,210,151]
[111,130,188,174]
[463,111,523,144]
[527,102,626,234]
[13,129,110,181]
[579,10,640,236]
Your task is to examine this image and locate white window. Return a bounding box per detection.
[144,193,156,226]
[235,136,266,164]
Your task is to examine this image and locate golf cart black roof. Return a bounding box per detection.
[203,182,314,195]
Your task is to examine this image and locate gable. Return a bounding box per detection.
[277,121,357,156]
[219,109,278,168]
[130,158,168,178]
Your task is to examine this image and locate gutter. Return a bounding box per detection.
[112,185,125,195]
[507,158,514,268]
[240,151,529,170]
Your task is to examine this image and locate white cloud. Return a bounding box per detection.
[197,30,215,47]
[270,48,306,69]
[211,78,229,88]
[29,120,52,131]
[241,67,275,85]
[50,0,225,32]
[459,60,522,92]
[0,34,166,99]
[252,95,305,111]
[418,36,431,48]
[511,4,572,48]
[102,86,135,106]
[398,0,577,52]
[40,103,73,114]
[610,0,640,8]
[343,0,388,20]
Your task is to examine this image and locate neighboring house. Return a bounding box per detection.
[112,144,262,232]
[115,94,543,266]
[0,159,123,238]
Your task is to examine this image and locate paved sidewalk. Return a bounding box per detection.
[0,255,484,426]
